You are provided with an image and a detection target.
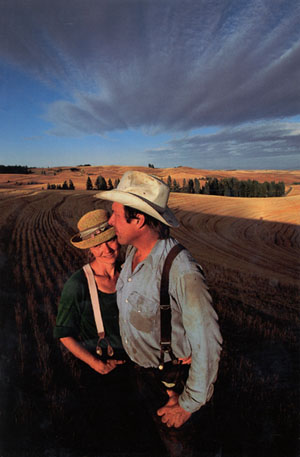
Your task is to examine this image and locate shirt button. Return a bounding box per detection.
[128,278,132,282]
[125,299,128,303]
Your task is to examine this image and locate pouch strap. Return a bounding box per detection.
[159,244,185,370]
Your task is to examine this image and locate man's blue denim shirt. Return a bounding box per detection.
[116,237,222,413]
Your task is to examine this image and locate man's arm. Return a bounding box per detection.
[157,263,222,427]
[178,269,222,410]
[60,336,124,375]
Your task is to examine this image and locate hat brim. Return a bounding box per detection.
[95,190,179,228]
[70,226,116,249]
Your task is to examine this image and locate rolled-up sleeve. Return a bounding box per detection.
[173,269,222,413]
[53,276,81,339]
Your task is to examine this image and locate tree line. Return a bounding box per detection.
[86,176,119,190]
[166,176,285,197]
[46,174,285,198]
[47,180,75,190]
[87,175,285,197]
[0,165,32,174]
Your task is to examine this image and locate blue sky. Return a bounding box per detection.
[0,0,299,169]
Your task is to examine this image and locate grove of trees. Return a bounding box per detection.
[166,176,285,197]
[86,175,116,190]
[47,180,75,190]
[0,165,32,174]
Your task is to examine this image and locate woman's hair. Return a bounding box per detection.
[87,249,95,263]
[124,205,170,239]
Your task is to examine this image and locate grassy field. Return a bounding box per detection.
[0,178,299,456]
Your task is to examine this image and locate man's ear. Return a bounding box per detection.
[135,213,146,229]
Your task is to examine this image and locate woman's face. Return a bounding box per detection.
[90,237,120,264]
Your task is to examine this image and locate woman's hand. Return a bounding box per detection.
[60,337,125,375]
[89,357,125,375]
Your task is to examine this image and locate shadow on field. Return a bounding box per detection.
[0,192,299,457]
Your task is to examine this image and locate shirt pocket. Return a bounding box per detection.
[127,291,158,334]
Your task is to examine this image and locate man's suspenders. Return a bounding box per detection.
[159,243,185,370]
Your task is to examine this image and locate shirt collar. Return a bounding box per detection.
[128,238,175,273]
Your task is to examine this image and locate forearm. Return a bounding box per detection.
[176,271,222,412]
[60,336,124,374]
[60,336,98,369]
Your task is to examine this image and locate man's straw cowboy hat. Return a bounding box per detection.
[70,209,115,249]
[96,171,179,228]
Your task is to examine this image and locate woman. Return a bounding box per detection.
[53,209,178,454]
[54,208,128,374]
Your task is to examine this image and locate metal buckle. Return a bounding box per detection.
[96,336,114,357]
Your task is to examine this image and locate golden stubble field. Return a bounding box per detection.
[0,166,299,456]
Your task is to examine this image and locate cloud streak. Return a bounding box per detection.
[146,122,300,169]
[0,0,299,167]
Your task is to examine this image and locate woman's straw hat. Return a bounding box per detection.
[70,209,115,249]
[95,171,179,227]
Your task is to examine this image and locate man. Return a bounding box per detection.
[96,170,222,455]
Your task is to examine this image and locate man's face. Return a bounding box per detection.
[108,202,137,245]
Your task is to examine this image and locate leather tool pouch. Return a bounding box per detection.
[160,362,190,394]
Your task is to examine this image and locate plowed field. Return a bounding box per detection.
[0,188,299,457]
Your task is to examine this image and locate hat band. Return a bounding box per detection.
[126,192,166,214]
[80,221,111,240]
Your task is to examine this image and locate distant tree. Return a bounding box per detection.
[148,163,155,168]
[172,179,180,192]
[276,181,285,196]
[114,178,120,188]
[210,178,219,195]
[107,178,113,190]
[188,179,194,193]
[62,180,69,190]
[182,178,188,193]
[203,181,210,195]
[95,175,107,190]
[86,176,93,190]
[194,178,200,194]
[239,181,246,197]
[167,175,172,189]
[231,178,240,197]
[69,179,75,190]
[223,179,231,196]
[260,182,268,198]
[47,183,50,190]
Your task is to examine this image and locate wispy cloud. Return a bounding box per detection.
[0,0,299,167]
[146,121,300,168]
